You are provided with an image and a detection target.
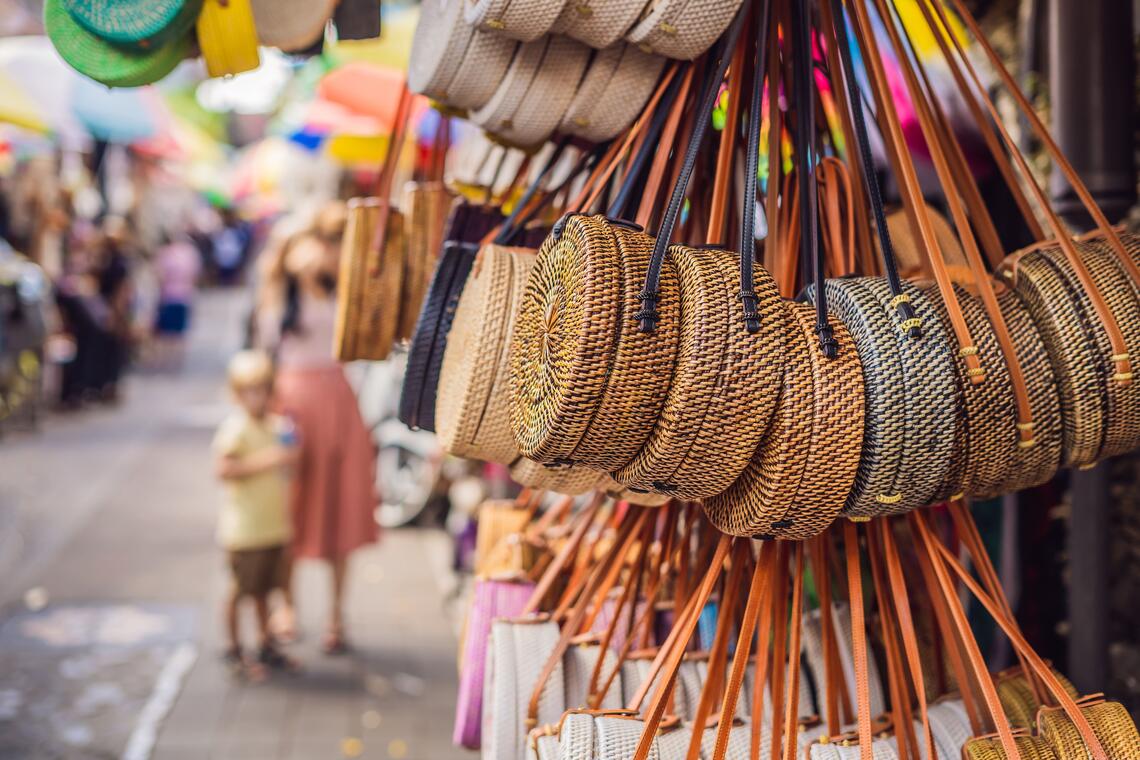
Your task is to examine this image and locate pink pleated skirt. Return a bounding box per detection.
[275,365,379,560]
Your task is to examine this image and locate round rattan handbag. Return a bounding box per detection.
[559,44,666,144]
[436,244,536,464]
[550,0,648,49]
[508,457,603,496]
[625,0,746,60]
[464,0,568,42]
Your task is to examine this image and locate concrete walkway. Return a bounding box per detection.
[0,290,468,760]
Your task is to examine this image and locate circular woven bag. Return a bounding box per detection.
[611,245,783,500]
[250,0,335,51]
[333,199,406,362]
[45,0,189,87]
[509,457,603,496]
[1038,701,1140,760]
[963,735,1059,760]
[62,0,201,49]
[989,285,1063,495]
[464,0,568,42]
[560,44,666,144]
[436,245,535,464]
[551,0,652,50]
[509,215,681,471]
[919,283,1020,501]
[703,300,862,539]
[625,0,745,60]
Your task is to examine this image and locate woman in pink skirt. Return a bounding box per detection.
[256,203,377,653]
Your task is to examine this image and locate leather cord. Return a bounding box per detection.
[637,6,748,332]
[738,0,770,334]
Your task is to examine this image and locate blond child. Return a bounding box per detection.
[214,350,299,675]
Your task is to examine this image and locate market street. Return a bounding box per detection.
[0,290,467,760]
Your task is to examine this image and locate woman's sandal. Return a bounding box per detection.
[320,627,349,656]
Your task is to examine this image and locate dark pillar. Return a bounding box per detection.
[1048,0,1135,695]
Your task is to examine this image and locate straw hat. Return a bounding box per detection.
[45,0,189,87]
[61,0,201,50]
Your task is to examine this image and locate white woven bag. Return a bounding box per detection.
[551,0,650,50]
[465,0,569,42]
[408,0,518,111]
[625,0,745,60]
[564,643,623,710]
[560,43,665,143]
[471,35,591,147]
[801,603,887,719]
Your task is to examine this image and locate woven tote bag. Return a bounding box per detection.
[560,44,666,144]
[927,699,973,760]
[483,619,566,760]
[625,0,745,60]
[250,0,334,51]
[63,0,201,49]
[563,641,623,710]
[473,499,534,576]
[398,182,455,342]
[611,244,783,501]
[454,578,536,748]
[408,0,518,112]
[470,35,591,148]
[509,215,682,472]
[196,0,259,77]
[703,299,862,540]
[400,204,504,431]
[436,245,536,464]
[551,0,649,49]
[800,602,887,721]
[464,0,568,42]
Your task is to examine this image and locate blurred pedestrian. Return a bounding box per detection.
[151,230,201,370]
[214,350,300,678]
[256,202,377,653]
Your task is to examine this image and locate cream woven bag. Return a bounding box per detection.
[625,0,746,60]
[408,0,518,111]
[250,0,335,51]
[470,35,591,148]
[560,44,666,143]
[465,0,569,42]
[551,0,651,50]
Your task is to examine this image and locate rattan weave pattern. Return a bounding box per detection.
[398,183,453,342]
[595,715,660,760]
[484,620,519,760]
[471,36,547,134]
[612,245,783,500]
[334,200,407,362]
[1038,701,1140,760]
[625,0,746,60]
[552,0,650,48]
[963,735,1060,760]
[332,198,378,362]
[989,287,1063,494]
[928,699,973,759]
[465,0,568,42]
[407,0,474,100]
[559,712,597,760]
[561,45,666,143]
[493,35,591,147]
[508,458,603,495]
[563,644,622,710]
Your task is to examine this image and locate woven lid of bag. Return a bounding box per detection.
[62,0,200,48]
[561,43,665,143]
[333,198,380,362]
[465,0,569,42]
[1040,700,1140,760]
[436,245,523,461]
[508,457,603,495]
[250,0,335,51]
[612,245,783,500]
[486,35,591,148]
[704,300,860,539]
[1044,236,1140,462]
[625,0,745,60]
[987,286,1063,494]
[552,0,653,50]
[46,0,189,87]
[918,282,1019,501]
[595,475,670,506]
[509,215,623,464]
[469,35,549,138]
[858,277,958,512]
[408,0,477,102]
[438,28,519,112]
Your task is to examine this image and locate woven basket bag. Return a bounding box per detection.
[473,499,534,576]
[436,245,535,464]
[611,245,784,500]
[398,182,456,342]
[625,0,746,60]
[1038,700,1140,760]
[332,198,407,362]
[1000,237,1140,468]
[509,457,604,496]
[62,0,201,49]
[996,668,1078,729]
[550,0,650,49]
[250,0,335,51]
[919,282,1022,501]
[407,0,518,112]
[400,204,504,431]
[963,734,1060,760]
[470,35,591,148]
[509,215,681,471]
[464,0,568,42]
[703,299,862,540]
[560,44,666,144]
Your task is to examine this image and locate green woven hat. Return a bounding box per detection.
[62,0,203,50]
[45,0,189,87]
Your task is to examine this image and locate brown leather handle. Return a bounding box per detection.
[844,521,874,760]
[522,494,604,616]
[635,67,695,230]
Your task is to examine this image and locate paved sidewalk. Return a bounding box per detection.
[0,290,469,760]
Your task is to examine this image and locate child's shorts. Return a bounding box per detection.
[229,545,287,597]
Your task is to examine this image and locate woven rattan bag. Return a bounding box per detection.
[437,244,536,464]
[1038,699,1140,760]
[407,0,517,112]
[398,181,455,342]
[400,203,503,431]
[559,44,666,144]
[508,457,604,496]
[465,0,568,42]
[550,0,649,49]
[625,0,746,60]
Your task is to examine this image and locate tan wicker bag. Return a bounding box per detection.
[625,0,745,60]
[509,457,604,496]
[464,0,568,42]
[551,0,651,50]
[436,244,536,464]
[398,181,456,342]
[559,43,666,144]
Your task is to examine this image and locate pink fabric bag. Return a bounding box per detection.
[452,578,535,748]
